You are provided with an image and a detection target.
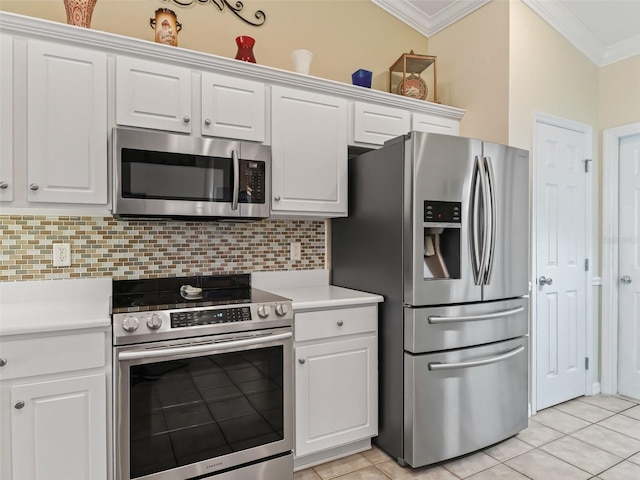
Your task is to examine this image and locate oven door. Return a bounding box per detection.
[114,327,292,480]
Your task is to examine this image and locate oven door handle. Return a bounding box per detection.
[118,332,292,361]
[427,305,524,324]
[428,345,524,371]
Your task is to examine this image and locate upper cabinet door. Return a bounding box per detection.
[0,34,13,202]
[116,56,192,133]
[271,86,348,217]
[352,102,410,146]
[27,40,107,204]
[412,112,460,136]
[201,72,265,142]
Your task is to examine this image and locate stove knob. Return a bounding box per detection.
[147,314,163,330]
[257,305,271,318]
[275,303,289,317]
[122,316,140,333]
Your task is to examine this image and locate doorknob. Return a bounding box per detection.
[539,276,553,286]
[620,275,632,285]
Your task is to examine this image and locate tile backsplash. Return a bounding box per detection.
[0,216,325,282]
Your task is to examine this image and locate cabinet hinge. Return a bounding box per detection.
[584,159,592,173]
[585,259,589,271]
[585,357,589,370]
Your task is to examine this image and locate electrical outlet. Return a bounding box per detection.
[53,243,71,267]
[290,242,301,261]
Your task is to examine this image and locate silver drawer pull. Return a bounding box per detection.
[337,320,344,326]
[14,401,25,409]
[298,358,306,365]
[428,306,524,324]
[428,345,524,371]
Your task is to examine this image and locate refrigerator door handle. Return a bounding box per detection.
[469,156,483,284]
[478,154,490,283]
[428,345,524,371]
[483,156,497,284]
[427,305,525,324]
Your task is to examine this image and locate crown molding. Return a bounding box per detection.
[370,0,490,37]
[522,0,640,66]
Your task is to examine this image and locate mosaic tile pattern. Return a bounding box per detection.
[0,216,325,281]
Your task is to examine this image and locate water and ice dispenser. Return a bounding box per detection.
[423,200,461,279]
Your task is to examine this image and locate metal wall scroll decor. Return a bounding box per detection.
[163,0,266,26]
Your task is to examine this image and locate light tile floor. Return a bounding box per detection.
[294,395,640,480]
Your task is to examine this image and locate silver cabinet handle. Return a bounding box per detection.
[428,306,525,324]
[621,275,632,285]
[298,358,305,364]
[29,183,39,191]
[14,401,25,409]
[337,320,344,326]
[0,181,8,189]
[428,345,524,371]
[204,118,212,126]
[0,357,6,366]
[183,116,191,123]
[274,195,281,201]
[539,276,553,286]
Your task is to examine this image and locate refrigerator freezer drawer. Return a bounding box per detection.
[403,337,528,467]
[404,297,528,353]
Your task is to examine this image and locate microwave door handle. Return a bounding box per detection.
[483,156,497,284]
[231,149,239,210]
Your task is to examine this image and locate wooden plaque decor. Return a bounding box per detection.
[389,51,437,103]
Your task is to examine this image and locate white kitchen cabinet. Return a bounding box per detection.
[10,374,107,480]
[0,33,13,202]
[26,40,108,204]
[0,330,109,480]
[201,72,265,142]
[351,101,411,146]
[271,86,348,217]
[116,55,192,133]
[412,111,460,136]
[294,306,378,458]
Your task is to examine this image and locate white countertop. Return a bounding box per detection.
[252,270,383,311]
[0,278,112,336]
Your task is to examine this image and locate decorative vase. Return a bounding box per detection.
[63,0,97,28]
[234,36,256,63]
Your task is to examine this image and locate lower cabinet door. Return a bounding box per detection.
[295,336,377,457]
[10,374,107,480]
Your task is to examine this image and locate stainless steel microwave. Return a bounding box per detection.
[112,127,270,220]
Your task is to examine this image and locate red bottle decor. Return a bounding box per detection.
[235,36,256,63]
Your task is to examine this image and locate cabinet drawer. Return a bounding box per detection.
[295,305,377,342]
[0,332,106,380]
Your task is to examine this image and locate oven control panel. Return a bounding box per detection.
[171,307,252,328]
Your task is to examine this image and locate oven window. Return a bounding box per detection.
[129,346,284,478]
[121,148,233,202]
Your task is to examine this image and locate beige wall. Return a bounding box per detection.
[0,0,427,92]
[599,55,640,131]
[428,0,510,144]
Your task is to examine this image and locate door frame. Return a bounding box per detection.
[530,112,594,414]
[601,121,640,395]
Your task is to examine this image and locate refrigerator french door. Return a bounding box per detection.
[332,131,530,468]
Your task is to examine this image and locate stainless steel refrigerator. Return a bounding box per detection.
[332,131,530,467]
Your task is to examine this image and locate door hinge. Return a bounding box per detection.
[585,259,589,271]
[584,159,592,173]
[585,357,589,370]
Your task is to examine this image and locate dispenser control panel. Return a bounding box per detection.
[424,201,461,223]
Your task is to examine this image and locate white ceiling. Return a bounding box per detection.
[371,0,640,66]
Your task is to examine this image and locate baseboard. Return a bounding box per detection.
[293,439,372,471]
[591,382,601,395]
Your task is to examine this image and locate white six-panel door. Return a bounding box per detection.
[618,133,640,399]
[535,121,588,410]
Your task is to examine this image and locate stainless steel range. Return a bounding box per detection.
[111,274,293,480]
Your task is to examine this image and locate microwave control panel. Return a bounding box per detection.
[240,160,265,204]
